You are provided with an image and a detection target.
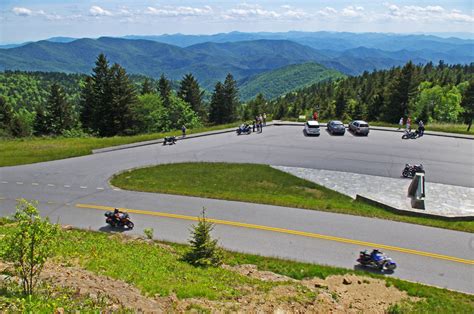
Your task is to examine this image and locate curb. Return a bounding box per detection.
[355,195,474,221]
[92,124,275,154]
[272,122,474,140]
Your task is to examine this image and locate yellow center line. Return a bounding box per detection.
[75,203,474,265]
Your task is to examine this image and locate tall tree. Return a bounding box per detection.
[46,83,76,134]
[158,74,172,107]
[178,73,205,119]
[79,76,95,132]
[382,61,417,122]
[108,63,138,135]
[335,89,347,119]
[141,78,154,95]
[209,82,224,124]
[461,79,474,131]
[0,96,13,133]
[221,73,239,123]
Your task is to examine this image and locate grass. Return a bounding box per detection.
[0,221,472,313]
[0,122,241,167]
[0,280,109,312]
[111,162,474,233]
[369,121,474,135]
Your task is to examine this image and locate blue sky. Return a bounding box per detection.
[1,1,473,43]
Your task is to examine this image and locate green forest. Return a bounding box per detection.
[270,61,474,129]
[1,58,473,138]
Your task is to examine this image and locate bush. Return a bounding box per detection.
[143,228,154,240]
[183,208,223,267]
[1,199,59,295]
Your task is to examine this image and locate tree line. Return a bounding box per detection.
[270,61,474,130]
[0,54,240,137]
[1,58,473,137]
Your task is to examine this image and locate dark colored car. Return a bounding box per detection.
[327,120,345,135]
[348,120,370,136]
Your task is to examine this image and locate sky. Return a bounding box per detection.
[0,1,473,44]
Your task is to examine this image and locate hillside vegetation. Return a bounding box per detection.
[239,63,344,101]
[271,61,474,129]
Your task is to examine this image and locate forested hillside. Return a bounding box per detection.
[239,63,344,101]
[270,61,474,128]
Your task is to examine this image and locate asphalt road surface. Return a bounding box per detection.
[1,126,473,293]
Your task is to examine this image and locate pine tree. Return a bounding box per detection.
[107,64,137,135]
[335,89,347,119]
[382,61,417,122]
[46,83,76,135]
[184,208,222,267]
[141,78,154,95]
[0,96,14,133]
[158,74,172,107]
[33,105,50,135]
[178,73,205,119]
[461,79,474,131]
[209,82,224,124]
[221,73,239,123]
[79,76,95,132]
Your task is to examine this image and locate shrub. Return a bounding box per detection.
[1,199,59,295]
[183,208,223,267]
[143,228,154,240]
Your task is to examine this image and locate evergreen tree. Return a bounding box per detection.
[209,82,224,124]
[79,76,95,132]
[461,79,474,131]
[46,83,76,135]
[0,96,13,133]
[221,73,239,123]
[184,208,222,267]
[248,93,266,118]
[382,61,417,122]
[335,89,347,119]
[141,78,154,95]
[33,105,50,135]
[158,74,172,107]
[178,73,205,119]
[109,63,138,135]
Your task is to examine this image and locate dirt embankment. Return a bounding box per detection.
[1,261,417,313]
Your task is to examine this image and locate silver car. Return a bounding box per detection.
[304,120,320,136]
[348,120,370,136]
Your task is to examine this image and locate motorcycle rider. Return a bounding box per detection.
[113,208,124,223]
[370,249,383,265]
[418,120,425,137]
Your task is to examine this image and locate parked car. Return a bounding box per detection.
[327,120,345,135]
[348,120,370,136]
[304,120,320,136]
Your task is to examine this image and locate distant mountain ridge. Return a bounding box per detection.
[0,32,472,100]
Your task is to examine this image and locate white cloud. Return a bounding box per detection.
[317,7,338,17]
[383,3,473,23]
[145,5,213,17]
[341,5,365,18]
[89,6,113,17]
[226,4,280,19]
[12,7,33,16]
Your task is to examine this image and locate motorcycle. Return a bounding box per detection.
[402,130,419,139]
[163,136,177,145]
[236,124,251,135]
[357,250,397,271]
[402,163,424,178]
[105,211,134,229]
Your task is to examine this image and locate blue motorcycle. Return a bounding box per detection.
[357,249,397,272]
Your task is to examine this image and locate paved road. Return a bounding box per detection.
[0,126,473,293]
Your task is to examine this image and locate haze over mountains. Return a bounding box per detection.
[0,31,472,100]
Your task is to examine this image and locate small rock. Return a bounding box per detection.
[62,225,73,230]
[314,282,328,289]
[342,277,352,285]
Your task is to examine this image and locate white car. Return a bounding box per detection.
[304,120,320,136]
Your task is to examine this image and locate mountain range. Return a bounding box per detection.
[0,31,472,100]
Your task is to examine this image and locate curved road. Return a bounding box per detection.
[0,126,473,293]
